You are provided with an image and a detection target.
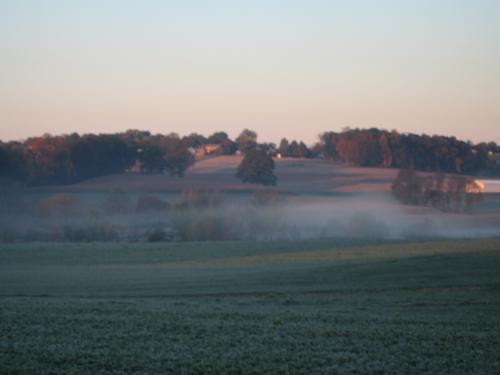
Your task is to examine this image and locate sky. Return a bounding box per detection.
[1,0,499,145]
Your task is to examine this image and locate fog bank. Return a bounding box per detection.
[1,189,498,242]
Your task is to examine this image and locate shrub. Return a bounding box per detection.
[136,195,170,213]
[147,227,169,242]
[62,222,118,242]
[175,189,221,210]
[252,189,286,206]
[36,194,81,217]
[171,210,233,241]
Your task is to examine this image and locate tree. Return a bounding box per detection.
[298,142,310,158]
[336,135,361,164]
[278,138,290,157]
[259,142,277,155]
[447,175,468,213]
[320,132,338,160]
[70,134,135,181]
[121,129,151,143]
[181,133,207,149]
[379,133,393,168]
[207,131,229,144]
[138,139,167,173]
[391,169,423,205]
[235,129,257,153]
[219,139,238,155]
[162,136,195,177]
[138,135,194,176]
[237,148,277,186]
[0,142,31,183]
[392,169,483,213]
[289,141,301,157]
[25,134,73,185]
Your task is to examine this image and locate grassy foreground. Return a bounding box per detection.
[1,239,500,374]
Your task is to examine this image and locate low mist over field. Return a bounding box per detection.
[1,156,499,242]
[2,181,499,242]
[1,127,499,244]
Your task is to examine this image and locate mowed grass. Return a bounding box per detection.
[1,239,500,374]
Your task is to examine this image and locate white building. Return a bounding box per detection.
[476,180,500,194]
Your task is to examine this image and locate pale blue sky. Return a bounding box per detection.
[1,0,499,144]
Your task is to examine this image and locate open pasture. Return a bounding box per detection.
[1,238,500,374]
[30,156,397,195]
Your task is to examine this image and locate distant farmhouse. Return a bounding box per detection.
[481,152,500,193]
[466,180,484,194]
[189,144,222,159]
[477,180,500,194]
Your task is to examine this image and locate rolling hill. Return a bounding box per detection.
[30,156,398,194]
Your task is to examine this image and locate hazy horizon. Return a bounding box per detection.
[1,1,499,145]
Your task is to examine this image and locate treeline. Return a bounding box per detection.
[277,139,315,158]
[392,169,483,213]
[0,130,238,186]
[319,128,500,176]
[0,128,309,186]
[2,127,499,186]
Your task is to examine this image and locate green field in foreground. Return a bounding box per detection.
[1,239,500,374]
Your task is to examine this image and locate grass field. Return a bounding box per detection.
[1,238,500,374]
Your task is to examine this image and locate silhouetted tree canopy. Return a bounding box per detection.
[207,131,229,144]
[1,127,498,187]
[138,139,167,173]
[320,128,498,175]
[278,138,290,157]
[0,131,195,186]
[161,136,194,177]
[181,133,207,149]
[218,139,238,155]
[392,169,483,212]
[277,138,312,158]
[237,148,277,186]
[235,129,258,153]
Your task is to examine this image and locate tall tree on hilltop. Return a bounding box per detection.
[237,148,277,186]
[207,131,229,144]
[235,129,258,153]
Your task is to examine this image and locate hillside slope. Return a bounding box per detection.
[30,156,397,194]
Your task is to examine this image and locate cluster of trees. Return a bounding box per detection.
[278,139,314,158]
[320,128,500,176]
[0,128,281,186]
[391,169,483,213]
[0,130,199,186]
[2,126,499,187]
